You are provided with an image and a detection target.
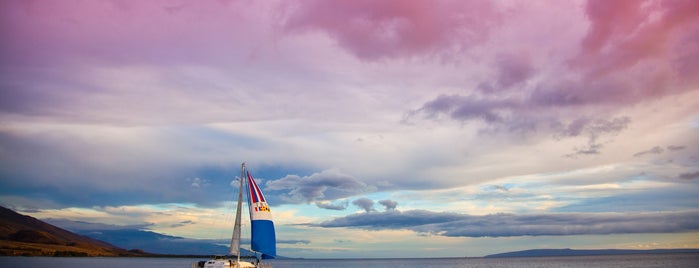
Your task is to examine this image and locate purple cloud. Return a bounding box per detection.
[378,199,398,211]
[479,53,536,93]
[317,210,699,237]
[633,146,666,157]
[352,197,375,213]
[413,94,517,124]
[678,171,699,180]
[315,200,349,211]
[266,170,373,204]
[410,92,631,156]
[667,145,687,151]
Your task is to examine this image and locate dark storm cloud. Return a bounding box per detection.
[265,169,373,204]
[316,210,699,237]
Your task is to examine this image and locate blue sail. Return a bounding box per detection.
[246,171,276,258]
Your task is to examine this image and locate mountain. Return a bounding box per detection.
[72,229,234,255]
[0,206,138,256]
[485,248,699,258]
[45,219,253,256]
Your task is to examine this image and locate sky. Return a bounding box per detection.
[1,0,699,258]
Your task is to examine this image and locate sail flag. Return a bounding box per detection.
[246,171,276,258]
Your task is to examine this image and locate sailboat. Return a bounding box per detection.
[198,163,276,268]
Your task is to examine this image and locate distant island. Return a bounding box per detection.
[485,248,699,258]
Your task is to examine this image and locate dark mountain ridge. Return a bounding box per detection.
[0,206,138,256]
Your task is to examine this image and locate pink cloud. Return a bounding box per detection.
[281,0,501,60]
[0,0,262,66]
[580,0,645,56]
[575,0,699,96]
[408,0,699,157]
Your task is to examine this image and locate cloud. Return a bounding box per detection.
[281,0,501,60]
[317,210,699,237]
[576,0,699,84]
[0,0,264,67]
[317,210,462,229]
[633,146,665,157]
[265,169,374,204]
[190,177,209,188]
[44,218,153,231]
[378,199,398,211]
[0,127,247,208]
[667,145,687,151]
[406,0,698,159]
[479,53,536,93]
[559,117,631,158]
[409,93,631,156]
[170,220,194,228]
[279,239,311,245]
[409,94,630,136]
[411,94,517,124]
[352,197,375,213]
[315,200,349,210]
[678,171,699,180]
[632,145,688,157]
[555,117,631,140]
[565,143,603,158]
[1,0,698,258]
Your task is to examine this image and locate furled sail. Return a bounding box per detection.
[229,165,246,256]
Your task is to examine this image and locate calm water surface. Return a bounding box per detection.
[1,253,697,267]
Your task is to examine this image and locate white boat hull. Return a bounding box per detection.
[198,259,256,268]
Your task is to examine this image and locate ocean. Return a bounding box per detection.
[1,253,697,267]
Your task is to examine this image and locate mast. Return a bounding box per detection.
[230,162,245,261]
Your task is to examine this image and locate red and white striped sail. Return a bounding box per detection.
[245,170,276,257]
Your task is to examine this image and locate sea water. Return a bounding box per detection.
[1,253,697,267]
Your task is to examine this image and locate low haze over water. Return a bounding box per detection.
[2,254,699,268]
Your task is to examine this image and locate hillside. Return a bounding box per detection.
[71,228,232,255]
[45,218,259,256]
[0,206,140,256]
